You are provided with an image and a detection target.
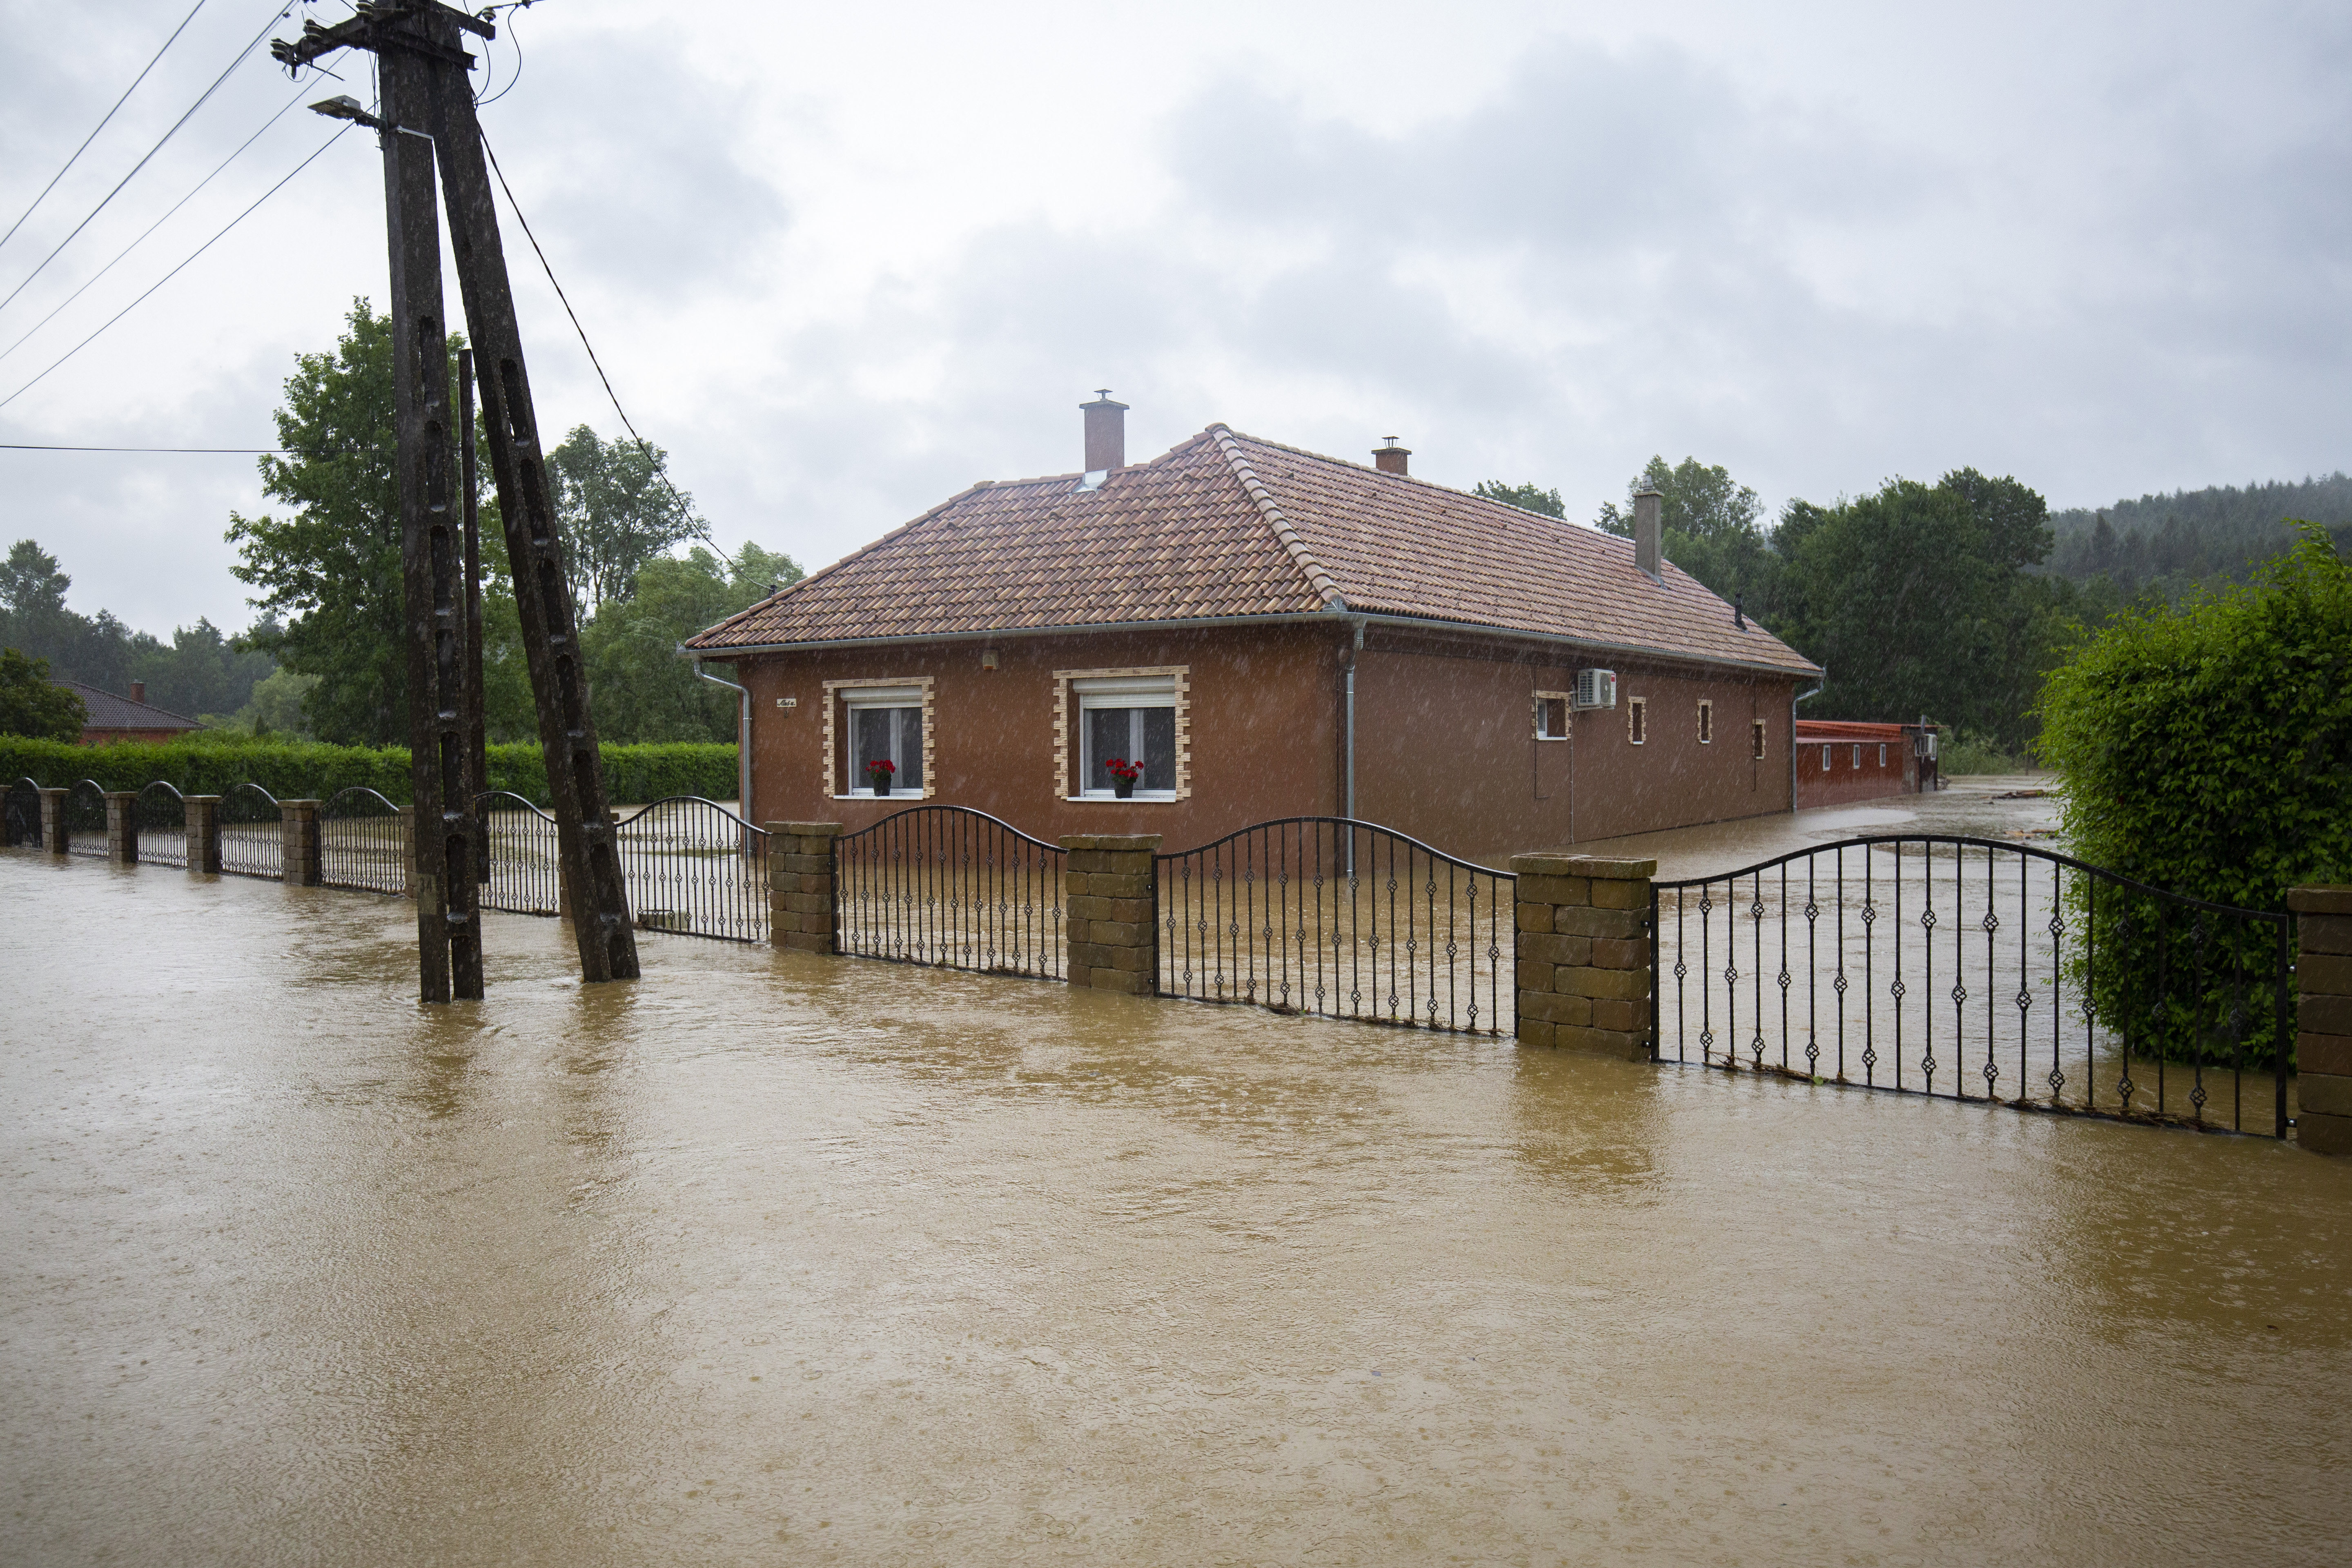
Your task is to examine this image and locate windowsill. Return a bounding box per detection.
[1535,735,1568,743]
[1068,792,1179,804]
[834,791,928,800]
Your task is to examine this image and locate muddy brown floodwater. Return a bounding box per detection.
[4,837,2350,1567]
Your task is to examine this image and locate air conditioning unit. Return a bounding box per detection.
[1572,668,1617,710]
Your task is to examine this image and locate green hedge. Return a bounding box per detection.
[0,736,739,808]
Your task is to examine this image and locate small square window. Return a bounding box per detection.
[1751,719,1768,761]
[1535,695,1569,739]
[834,682,927,797]
[1627,697,1647,745]
[1697,700,1713,744]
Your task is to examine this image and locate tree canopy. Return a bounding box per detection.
[1470,481,1564,518]
[0,539,274,718]
[547,425,709,608]
[581,543,803,744]
[0,647,86,741]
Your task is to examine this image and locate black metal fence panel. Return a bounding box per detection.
[476,791,560,916]
[134,781,185,868]
[1157,817,1511,1035]
[1653,836,2296,1137]
[613,796,768,943]
[4,778,40,848]
[219,782,283,880]
[63,780,107,859]
[321,787,409,895]
[834,806,1065,979]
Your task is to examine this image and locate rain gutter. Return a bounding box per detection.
[686,650,753,823]
[1791,675,1826,814]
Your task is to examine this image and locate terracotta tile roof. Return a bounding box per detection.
[60,680,202,732]
[688,425,1822,677]
[1797,720,1934,742]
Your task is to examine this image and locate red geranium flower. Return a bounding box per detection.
[1105,757,1145,782]
[864,758,896,775]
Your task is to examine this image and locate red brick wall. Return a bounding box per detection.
[1794,732,1922,810]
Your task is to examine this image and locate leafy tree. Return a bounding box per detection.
[1472,481,1564,518]
[547,425,708,608]
[2046,472,2352,600]
[1595,455,1764,540]
[0,540,274,714]
[581,543,801,742]
[0,647,85,740]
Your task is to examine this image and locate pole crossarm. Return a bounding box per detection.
[269,2,490,74]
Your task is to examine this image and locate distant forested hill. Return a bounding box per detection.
[2047,473,2352,598]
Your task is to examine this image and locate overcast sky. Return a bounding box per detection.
[2,0,2345,638]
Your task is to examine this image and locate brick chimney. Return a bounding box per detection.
[129,680,145,705]
[1082,390,1127,473]
[1633,488,1663,581]
[1374,437,1410,475]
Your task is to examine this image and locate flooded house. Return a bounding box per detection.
[685,397,1823,860]
[1794,719,1942,808]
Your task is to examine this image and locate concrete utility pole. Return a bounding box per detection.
[278,0,639,991]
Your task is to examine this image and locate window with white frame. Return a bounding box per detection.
[1534,692,1570,739]
[1697,700,1714,744]
[840,684,924,796]
[1879,743,1888,766]
[1852,744,1862,769]
[1821,744,1832,770]
[1074,674,1177,797]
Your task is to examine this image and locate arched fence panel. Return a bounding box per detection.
[134,781,186,868]
[219,783,283,880]
[1651,835,2296,1137]
[476,792,560,916]
[1156,817,1511,1035]
[322,788,409,896]
[64,780,108,859]
[614,796,768,943]
[833,806,1065,979]
[4,778,40,848]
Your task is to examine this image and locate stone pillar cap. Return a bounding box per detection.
[1509,853,1657,880]
[2287,886,2352,916]
[1060,833,1162,852]
[766,821,844,837]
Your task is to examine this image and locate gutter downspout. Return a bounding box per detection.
[1344,618,1365,823]
[688,651,753,830]
[1791,675,1825,813]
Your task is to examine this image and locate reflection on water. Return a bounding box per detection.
[4,847,2350,1566]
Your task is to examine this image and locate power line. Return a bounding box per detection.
[0,82,313,368]
[478,125,728,567]
[0,0,298,318]
[2,443,294,453]
[0,123,352,413]
[0,0,214,258]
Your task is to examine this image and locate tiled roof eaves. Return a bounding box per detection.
[684,481,996,650]
[1207,424,1345,609]
[1348,610,1824,679]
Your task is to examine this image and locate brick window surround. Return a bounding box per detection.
[1532,690,1571,741]
[823,677,936,799]
[1055,666,1190,801]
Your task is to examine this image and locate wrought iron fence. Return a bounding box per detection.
[219,782,283,880]
[476,791,561,915]
[321,787,410,896]
[1156,817,1511,1035]
[1652,836,2296,1137]
[134,781,186,867]
[614,796,767,942]
[4,778,40,848]
[63,780,107,859]
[833,806,1065,978]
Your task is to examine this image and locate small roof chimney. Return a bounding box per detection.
[129,680,146,705]
[1374,437,1410,476]
[1633,488,1664,581]
[1082,389,1127,474]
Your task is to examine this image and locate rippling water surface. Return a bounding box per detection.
[4,846,2349,1566]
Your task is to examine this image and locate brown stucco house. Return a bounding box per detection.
[685,398,1823,862]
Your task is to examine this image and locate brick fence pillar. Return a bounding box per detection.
[1509,853,1657,1060]
[36,787,67,854]
[766,821,843,953]
[280,799,323,886]
[183,795,220,873]
[1061,834,1160,994]
[2290,885,2352,1156]
[103,790,138,864]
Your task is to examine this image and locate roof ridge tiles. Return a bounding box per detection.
[1206,424,1347,610]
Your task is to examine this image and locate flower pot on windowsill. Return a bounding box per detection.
[1111,778,1135,800]
[868,774,892,796]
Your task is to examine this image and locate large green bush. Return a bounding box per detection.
[2037,524,2351,1063]
[0,736,739,809]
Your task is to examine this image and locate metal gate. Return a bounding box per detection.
[1652,835,2295,1136]
[613,796,768,942]
[62,780,107,859]
[219,783,283,879]
[1156,817,1512,1035]
[4,778,40,847]
[833,806,1065,978]
[476,791,560,915]
[134,781,186,867]
[322,788,410,895]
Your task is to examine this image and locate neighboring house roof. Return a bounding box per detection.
[1796,720,1935,742]
[60,680,203,733]
[688,425,1822,677]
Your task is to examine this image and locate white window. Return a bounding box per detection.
[1533,692,1571,740]
[1697,700,1714,744]
[839,685,924,797]
[1852,744,1862,769]
[1074,674,1177,798]
[1627,697,1647,745]
[1821,744,1832,771]
[1879,743,1888,766]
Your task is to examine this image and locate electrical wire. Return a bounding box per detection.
[474,0,528,110]
[1,443,293,453]
[0,123,352,413]
[0,0,214,258]
[0,0,299,318]
[478,126,725,564]
[0,83,313,368]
